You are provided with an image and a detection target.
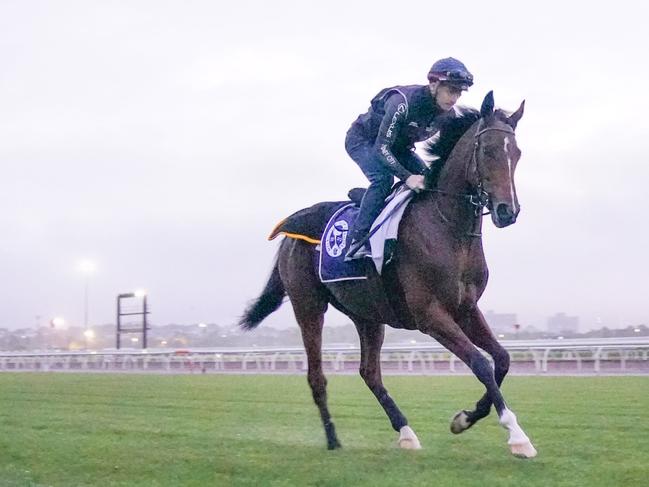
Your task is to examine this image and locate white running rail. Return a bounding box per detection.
[1,338,648,375]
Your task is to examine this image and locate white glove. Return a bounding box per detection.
[405,174,426,192]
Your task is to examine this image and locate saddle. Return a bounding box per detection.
[269,186,418,330]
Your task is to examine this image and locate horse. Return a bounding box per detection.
[239,91,536,458]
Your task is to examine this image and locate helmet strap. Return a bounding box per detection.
[428,81,439,98]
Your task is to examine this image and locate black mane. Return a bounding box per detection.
[423,106,480,164]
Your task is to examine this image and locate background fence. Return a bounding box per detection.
[2,337,648,375]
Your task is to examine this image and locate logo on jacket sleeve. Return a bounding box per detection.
[386,103,407,138]
[380,144,397,166]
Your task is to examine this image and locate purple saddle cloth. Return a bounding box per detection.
[318,203,368,283]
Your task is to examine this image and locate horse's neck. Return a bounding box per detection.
[435,121,478,192]
[400,121,483,267]
[410,120,483,242]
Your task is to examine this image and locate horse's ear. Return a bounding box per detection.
[508,100,525,130]
[480,91,495,118]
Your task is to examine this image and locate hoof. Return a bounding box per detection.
[450,410,472,434]
[398,438,421,450]
[510,441,537,459]
[398,426,422,450]
[327,439,342,450]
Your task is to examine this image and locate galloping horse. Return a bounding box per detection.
[240,92,536,458]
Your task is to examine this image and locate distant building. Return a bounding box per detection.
[483,310,518,334]
[547,313,579,334]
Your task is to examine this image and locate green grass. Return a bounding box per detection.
[0,374,648,487]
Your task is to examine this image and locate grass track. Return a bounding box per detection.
[1,373,648,486]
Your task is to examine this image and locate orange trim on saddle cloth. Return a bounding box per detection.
[275,232,320,244]
[267,218,320,244]
[267,218,287,240]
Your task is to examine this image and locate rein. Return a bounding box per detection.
[427,124,516,238]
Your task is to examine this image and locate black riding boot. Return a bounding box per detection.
[345,180,391,260]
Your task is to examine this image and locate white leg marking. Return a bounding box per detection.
[503,137,517,213]
[398,425,422,450]
[499,408,537,458]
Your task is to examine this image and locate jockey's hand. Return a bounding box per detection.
[405,175,426,192]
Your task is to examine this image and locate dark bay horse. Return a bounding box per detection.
[240,92,536,458]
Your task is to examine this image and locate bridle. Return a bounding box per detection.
[428,122,516,237]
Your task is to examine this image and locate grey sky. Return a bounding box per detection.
[1,0,648,332]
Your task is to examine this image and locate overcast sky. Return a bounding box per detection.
[1,0,648,333]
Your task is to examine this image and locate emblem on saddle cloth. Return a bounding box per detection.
[324,220,349,257]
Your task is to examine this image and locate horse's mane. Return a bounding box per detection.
[423,106,512,187]
[425,108,515,159]
[423,106,480,163]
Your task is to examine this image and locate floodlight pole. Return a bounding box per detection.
[84,276,89,329]
[143,294,148,349]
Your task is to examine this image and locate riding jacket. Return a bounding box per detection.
[346,84,457,180]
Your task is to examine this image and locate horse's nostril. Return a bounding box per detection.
[496,203,513,220]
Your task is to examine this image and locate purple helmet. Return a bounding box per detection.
[427,57,474,90]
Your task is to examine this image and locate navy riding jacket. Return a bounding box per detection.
[346,84,457,180]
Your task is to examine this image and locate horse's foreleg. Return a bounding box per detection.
[420,302,536,458]
[355,321,420,449]
[451,308,511,433]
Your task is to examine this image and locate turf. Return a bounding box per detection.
[0,373,647,487]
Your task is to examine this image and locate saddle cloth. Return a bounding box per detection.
[318,186,414,282]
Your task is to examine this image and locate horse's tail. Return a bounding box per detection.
[239,250,286,330]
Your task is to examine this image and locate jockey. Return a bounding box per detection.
[344,57,474,260]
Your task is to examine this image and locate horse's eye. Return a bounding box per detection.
[483,147,497,158]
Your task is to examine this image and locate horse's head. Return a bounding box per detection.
[471,91,525,228]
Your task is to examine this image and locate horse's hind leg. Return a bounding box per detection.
[280,240,341,449]
[450,308,511,434]
[354,320,420,449]
[295,306,341,449]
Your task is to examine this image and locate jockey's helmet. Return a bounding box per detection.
[427,57,474,90]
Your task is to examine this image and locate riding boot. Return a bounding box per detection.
[344,179,391,260]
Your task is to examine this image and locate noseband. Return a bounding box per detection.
[431,123,516,237]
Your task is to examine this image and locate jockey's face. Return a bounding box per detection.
[432,82,463,111]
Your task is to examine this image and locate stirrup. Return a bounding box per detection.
[344,239,371,261]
